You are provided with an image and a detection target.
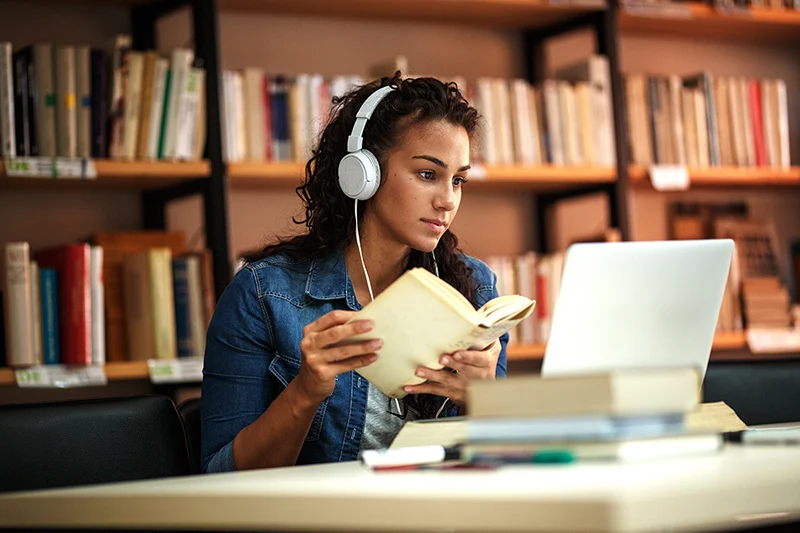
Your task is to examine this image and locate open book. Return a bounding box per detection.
[343,267,535,398]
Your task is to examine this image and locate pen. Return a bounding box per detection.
[359,445,461,469]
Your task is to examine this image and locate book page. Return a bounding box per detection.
[390,418,468,449]
[685,401,748,433]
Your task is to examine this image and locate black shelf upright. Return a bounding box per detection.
[130,0,232,302]
[522,3,631,253]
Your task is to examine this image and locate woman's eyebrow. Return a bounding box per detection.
[412,155,470,172]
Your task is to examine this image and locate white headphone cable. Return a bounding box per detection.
[354,198,375,303]
[353,198,448,419]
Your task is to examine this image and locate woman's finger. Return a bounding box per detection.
[322,338,383,362]
[441,350,494,369]
[403,382,449,397]
[415,367,462,389]
[314,319,374,348]
[303,309,357,335]
[329,352,379,375]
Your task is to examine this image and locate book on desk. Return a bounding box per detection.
[366,367,747,468]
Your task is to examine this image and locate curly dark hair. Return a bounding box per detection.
[241,73,483,418]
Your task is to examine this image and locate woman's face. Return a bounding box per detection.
[367,119,471,253]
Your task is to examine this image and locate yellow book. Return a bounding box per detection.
[344,267,535,398]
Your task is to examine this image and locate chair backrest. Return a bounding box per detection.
[702,361,800,426]
[0,394,192,493]
[177,397,202,475]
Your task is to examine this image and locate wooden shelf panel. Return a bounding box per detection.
[0,160,210,190]
[229,162,616,190]
[0,330,792,385]
[218,0,607,29]
[506,331,762,362]
[629,164,800,189]
[619,3,800,42]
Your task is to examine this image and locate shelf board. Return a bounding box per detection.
[0,330,792,386]
[619,2,800,42]
[228,162,616,191]
[629,164,800,189]
[507,331,759,362]
[218,0,607,29]
[0,360,180,387]
[0,160,210,191]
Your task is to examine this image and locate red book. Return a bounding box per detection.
[748,79,767,168]
[34,244,92,365]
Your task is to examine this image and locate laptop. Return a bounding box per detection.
[541,239,735,382]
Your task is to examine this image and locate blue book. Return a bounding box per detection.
[39,268,59,365]
[172,258,194,358]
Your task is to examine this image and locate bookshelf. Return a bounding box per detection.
[0,160,210,190]
[3,0,800,392]
[628,165,800,189]
[228,162,617,191]
[619,2,800,42]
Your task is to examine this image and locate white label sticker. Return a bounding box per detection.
[470,163,487,180]
[148,357,204,384]
[15,365,107,388]
[4,157,97,180]
[649,164,689,191]
[746,328,800,354]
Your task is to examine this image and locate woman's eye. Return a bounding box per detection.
[453,176,468,187]
[419,170,435,180]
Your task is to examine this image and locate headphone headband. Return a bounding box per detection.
[346,85,396,153]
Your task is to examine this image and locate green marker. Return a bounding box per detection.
[530,450,575,464]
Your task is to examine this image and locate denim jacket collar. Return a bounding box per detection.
[305,248,362,311]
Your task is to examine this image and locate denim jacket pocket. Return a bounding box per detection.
[268,352,328,442]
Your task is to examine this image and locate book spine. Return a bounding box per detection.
[75,46,91,158]
[4,242,34,367]
[146,58,168,160]
[172,258,194,358]
[90,245,105,365]
[39,267,60,365]
[33,43,56,157]
[29,260,42,365]
[90,49,108,158]
[0,42,16,158]
[150,249,176,359]
[12,49,30,156]
[54,45,77,158]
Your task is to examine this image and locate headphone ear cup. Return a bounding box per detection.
[338,150,381,201]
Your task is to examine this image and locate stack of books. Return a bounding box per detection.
[459,368,721,464]
[386,368,724,466]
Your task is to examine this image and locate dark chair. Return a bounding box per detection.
[177,397,202,474]
[0,394,192,493]
[702,361,800,426]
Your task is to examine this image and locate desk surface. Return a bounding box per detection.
[1,444,800,532]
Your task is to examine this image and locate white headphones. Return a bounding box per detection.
[337,85,397,201]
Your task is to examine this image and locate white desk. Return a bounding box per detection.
[1,444,799,532]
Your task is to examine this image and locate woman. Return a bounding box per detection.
[201,74,508,473]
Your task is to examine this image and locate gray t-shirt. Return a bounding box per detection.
[358,382,405,452]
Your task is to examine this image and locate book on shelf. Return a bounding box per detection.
[2,232,215,370]
[341,267,535,398]
[218,54,616,170]
[624,70,791,171]
[0,35,206,166]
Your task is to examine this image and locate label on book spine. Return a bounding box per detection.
[649,164,689,191]
[148,357,204,384]
[3,157,97,179]
[15,365,107,388]
[746,328,800,354]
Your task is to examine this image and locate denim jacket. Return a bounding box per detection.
[200,248,508,473]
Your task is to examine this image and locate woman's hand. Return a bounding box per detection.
[403,339,501,408]
[296,310,382,405]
